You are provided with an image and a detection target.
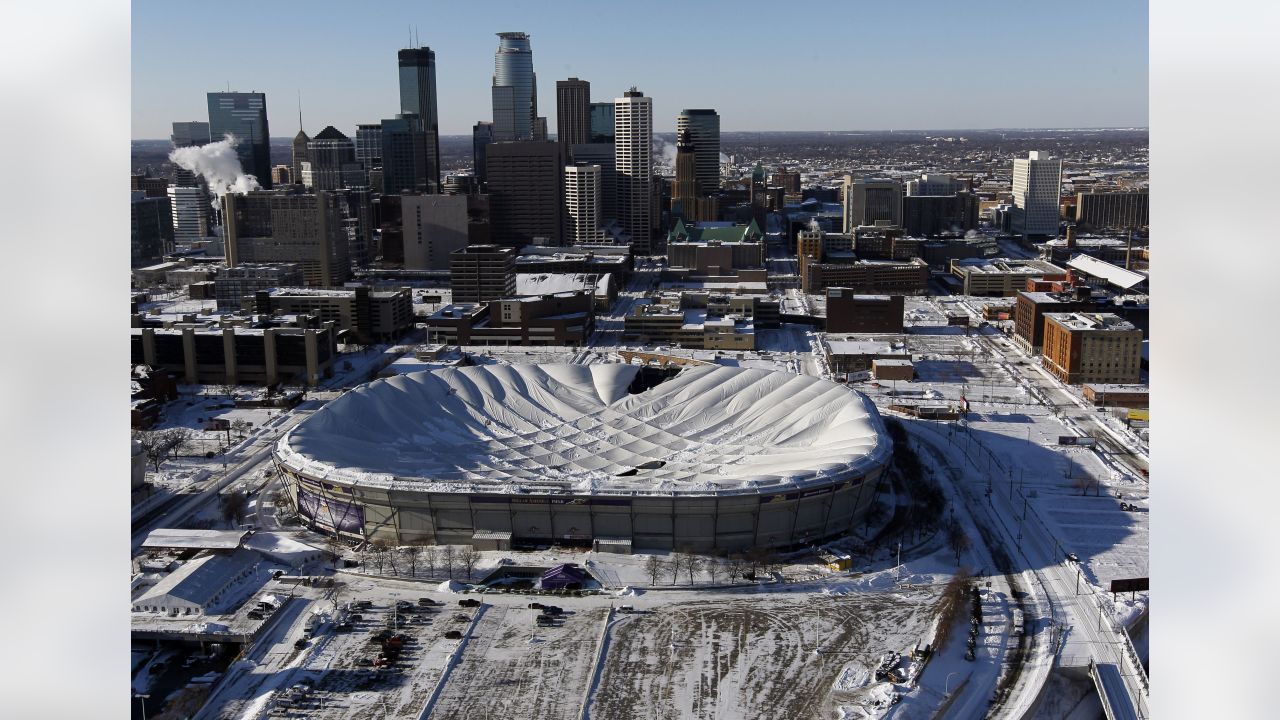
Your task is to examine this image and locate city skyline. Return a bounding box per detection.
[131,0,1148,139]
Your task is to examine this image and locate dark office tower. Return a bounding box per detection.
[207,92,272,188]
[303,127,364,191]
[589,102,615,143]
[676,109,720,192]
[355,123,382,181]
[472,121,494,186]
[450,245,516,304]
[671,129,701,224]
[491,32,537,141]
[131,191,174,266]
[398,47,441,192]
[381,114,429,194]
[486,141,566,247]
[171,121,210,148]
[291,129,310,186]
[556,78,591,146]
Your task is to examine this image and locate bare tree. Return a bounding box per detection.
[325,535,344,570]
[685,554,705,586]
[231,419,252,441]
[442,544,456,579]
[369,540,388,574]
[669,553,685,585]
[644,555,663,587]
[424,545,439,579]
[133,430,168,473]
[219,490,248,527]
[705,558,722,585]
[725,554,744,583]
[164,428,194,459]
[459,545,479,581]
[405,546,420,578]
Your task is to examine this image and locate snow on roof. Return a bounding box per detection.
[1065,254,1147,290]
[515,273,596,297]
[141,528,249,551]
[277,363,890,496]
[132,550,259,610]
[826,340,904,356]
[243,532,324,567]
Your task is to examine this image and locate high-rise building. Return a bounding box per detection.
[167,186,210,244]
[565,163,604,244]
[569,143,617,223]
[171,121,211,148]
[842,177,904,232]
[472,121,494,186]
[271,166,292,186]
[905,174,966,196]
[1012,151,1063,237]
[556,78,591,146]
[302,126,364,191]
[223,190,351,287]
[291,129,310,186]
[131,191,174,266]
[398,47,441,192]
[1074,190,1149,231]
[450,245,516,304]
[355,123,382,184]
[380,114,429,194]
[676,109,720,192]
[615,88,653,253]
[207,92,272,188]
[402,194,471,271]
[671,129,701,224]
[486,141,566,247]
[589,102,614,143]
[491,32,537,141]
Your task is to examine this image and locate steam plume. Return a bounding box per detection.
[168,134,261,206]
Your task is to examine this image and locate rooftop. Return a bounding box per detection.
[1043,312,1137,332]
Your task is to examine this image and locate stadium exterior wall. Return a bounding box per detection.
[276,463,887,553]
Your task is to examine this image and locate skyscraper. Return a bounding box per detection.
[302,127,364,191]
[355,124,382,180]
[569,143,616,223]
[168,186,210,244]
[1012,151,1063,237]
[676,109,720,192]
[291,129,310,187]
[671,129,700,224]
[565,163,604,244]
[171,121,210,148]
[841,176,904,232]
[491,32,537,141]
[486,141,566,247]
[589,102,614,143]
[556,78,591,146]
[207,92,272,189]
[615,88,653,253]
[472,121,494,187]
[398,47,441,192]
[381,114,429,194]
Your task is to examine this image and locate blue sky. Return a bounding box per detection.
[131,0,1148,138]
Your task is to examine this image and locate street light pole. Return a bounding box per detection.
[134,694,149,720]
[945,671,959,696]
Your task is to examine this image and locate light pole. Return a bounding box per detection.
[945,671,959,696]
[134,694,149,720]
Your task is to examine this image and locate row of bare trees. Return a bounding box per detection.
[132,428,195,473]
[641,547,784,587]
[334,541,482,581]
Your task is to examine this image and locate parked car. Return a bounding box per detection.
[417,598,440,606]
[453,614,471,622]
[527,602,545,610]
[1065,552,1079,562]
[443,630,463,640]
[458,598,481,608]
[617,605,635,614]
[294,639,308,649]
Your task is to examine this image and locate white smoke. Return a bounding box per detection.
[652,136,678,166]
[168,134,261,207]
[719,152,730,164]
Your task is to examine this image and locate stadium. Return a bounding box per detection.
[274,363,893,552]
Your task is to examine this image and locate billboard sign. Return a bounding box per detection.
[296,487,364,535]
[1110,577,1149,594]
[1058,436,1097,447]
[1128,409,1149,422]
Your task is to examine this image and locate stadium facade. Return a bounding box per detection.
[274,363,892,552]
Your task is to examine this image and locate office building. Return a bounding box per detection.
[355,123,382,184]
[271,166,292,186]
[380,114,430,194]
[901,193,979,236]
[402,193,471,270]
[570,143,616,222]
[424,292,594,347]
[1074,190,1149,231]
[171,121,210,148]
[167,186,211,244]
[243,286,413,344]
[841,177,903,232]
[802,258,930,294]
[565,163,604,244]
[556,78,591,146]
[676,109,720,192]
[291,128,310,186]
[302,126,365,191]
[825,291,905,334]
[130,317,335,387]
[771,167,801,195]
[666,219,764,272]
[589,102,614,143]
[222,190,351,287]
[1013,289,1095,353]
[615,88,653,252]
[207,91,271,188]
[671,129,701,224]
[949,258,1067,296]
[1011,151,1063,237]
[450,245,516,304]
[492,32,537,141]
[398,47,442,192]
[486,141,566,246]
[1041,312,1143,385]
[905,174,965,196]
[472,121,494,186]
[132,192,174,266]
[131,174,169,198]
[214,263,305,310]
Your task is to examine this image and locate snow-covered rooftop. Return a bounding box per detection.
[276,363,890,496]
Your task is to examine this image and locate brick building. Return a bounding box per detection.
[825,291,904,334]
[1041,312,1143,385]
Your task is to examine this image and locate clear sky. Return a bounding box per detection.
[131,0,1148,139]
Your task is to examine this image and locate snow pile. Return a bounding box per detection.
[437,579,467,593]
[834,661,873,691]
[616,586,643,597]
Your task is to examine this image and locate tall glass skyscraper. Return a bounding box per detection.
[589,102,614,143]
[491,32,537,141]
[207,92,272,189]
[398,47,441,192]
[676,109,720,192]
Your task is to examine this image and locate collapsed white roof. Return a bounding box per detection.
[277,363,890,496]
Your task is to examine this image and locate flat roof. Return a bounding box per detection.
[1065,254,1147,290]
[142,528,250,551]
[1043,312,1136,332]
